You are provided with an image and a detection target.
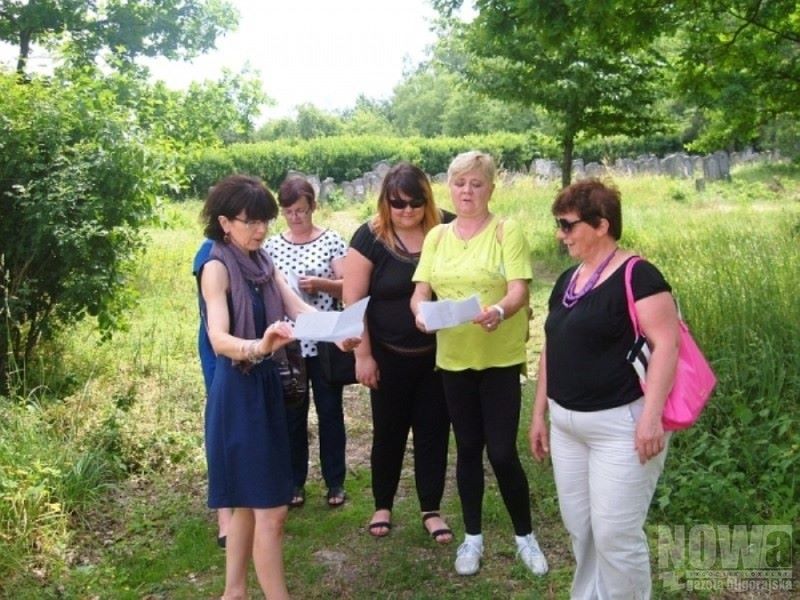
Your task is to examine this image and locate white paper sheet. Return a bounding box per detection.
[419,295,482,331]
[293,296,370,342]
[284,270,302,296]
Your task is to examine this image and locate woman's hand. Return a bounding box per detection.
[414,312,430,333]
[410,282,433,333]
[336,336,361,352]
[634,410,666,464]
[473,305,502,332]
[299,275,323,295]
[355,353,380,389]
[529,413,550,462]
[259,320,295,355]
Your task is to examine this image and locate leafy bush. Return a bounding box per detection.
[574,133,686,163]
[0,69,177,389]
[183,132,558,196]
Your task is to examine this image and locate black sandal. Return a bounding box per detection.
[422,512,453,545]
[289,486,305,508]
[326,486,347,508]
[368,521,392,537]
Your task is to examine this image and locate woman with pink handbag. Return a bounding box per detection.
[529,179,681,599]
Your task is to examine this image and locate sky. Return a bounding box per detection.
[0,0,454,120]
[145,0,444,120]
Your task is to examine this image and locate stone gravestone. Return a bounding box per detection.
[352,178,366,202]
[702,154,721,181]
[661,153,692,179]
[584,162,607,179]
[319,178,336,202]
[637,155,661,176]
[614,158,637,176]
[572,158,586,180]
[372,160,392,180]
[531,158,562,183]
[714,151,731,181]
[363,171,381,195]
[306,175,321,200]
[340,181,356,202]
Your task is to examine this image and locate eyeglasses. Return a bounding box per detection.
[281,207,311,218]
[233,217,270,229]
[555,217,585,233]
[387,197,426,210]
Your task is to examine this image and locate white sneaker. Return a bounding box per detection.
[517,533,548,575]
[455,540,483,576]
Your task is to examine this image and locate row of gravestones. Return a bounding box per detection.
[293,148,780,203]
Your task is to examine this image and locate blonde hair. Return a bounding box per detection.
[447,150,496,184]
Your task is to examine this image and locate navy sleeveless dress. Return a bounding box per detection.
[198,256,293,509]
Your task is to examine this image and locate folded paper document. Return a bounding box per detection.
[419,295,481,331]
[294,297,370,342]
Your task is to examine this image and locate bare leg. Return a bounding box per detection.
[218,508,233,540]
[223,508,254,600]
[252,506,289,600]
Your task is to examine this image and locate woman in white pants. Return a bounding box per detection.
[529,179,680,599]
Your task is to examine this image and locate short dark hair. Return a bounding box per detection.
[201,175,278,241]
[278,176,316,208]
[552,179,622,240]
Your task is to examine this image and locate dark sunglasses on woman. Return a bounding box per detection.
[388,197,426,210]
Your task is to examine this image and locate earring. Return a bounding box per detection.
[223,232,231,244]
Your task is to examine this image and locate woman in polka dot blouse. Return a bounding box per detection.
[265,176,348,509]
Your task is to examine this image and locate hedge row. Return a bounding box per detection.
[183,131,687,197]
[183,132,559,197]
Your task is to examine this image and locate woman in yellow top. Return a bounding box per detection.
[411,151,548,578]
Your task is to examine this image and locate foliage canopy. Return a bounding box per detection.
[0,69,177,388]
[0,0,238,75]
[433,0,671,186]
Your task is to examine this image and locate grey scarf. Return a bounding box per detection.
[210,241,284,369]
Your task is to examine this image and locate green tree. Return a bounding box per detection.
[0,0,237,76]
[256,117,299,141]
[0,68,176,389]
[294,103,343,139]
[340,95,396,136]
[392,67,450,137]
[180,66,271,144]
[434,0,671,186]
[671,0,800,153]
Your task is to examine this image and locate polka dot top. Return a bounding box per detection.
[265,228,347,357]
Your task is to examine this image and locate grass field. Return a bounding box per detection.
[1,163,798,598]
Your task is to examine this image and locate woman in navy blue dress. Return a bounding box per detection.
[197,175,317,600]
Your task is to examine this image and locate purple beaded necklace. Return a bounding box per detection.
[562,248,617,308]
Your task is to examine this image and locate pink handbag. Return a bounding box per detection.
[624,257,717,430]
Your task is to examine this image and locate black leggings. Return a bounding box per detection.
[442,366,532,536]
[370,345,450,512]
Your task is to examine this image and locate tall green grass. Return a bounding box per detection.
[491,169,800,527]
[1,162,797,597]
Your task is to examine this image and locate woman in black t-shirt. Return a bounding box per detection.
[529,179,680,599]
[343,162,454,544]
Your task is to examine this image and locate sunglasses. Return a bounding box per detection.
[388,197,426,210]
[555,217,585,233]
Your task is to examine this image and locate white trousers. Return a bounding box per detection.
[549,398,669,600]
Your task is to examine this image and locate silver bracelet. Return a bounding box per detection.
[491,304,505,321]
[247,340,265,364]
